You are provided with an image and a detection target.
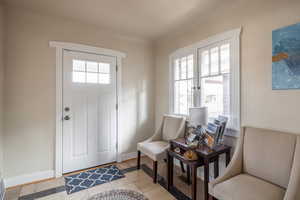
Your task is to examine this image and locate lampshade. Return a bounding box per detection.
[189,107,208,126]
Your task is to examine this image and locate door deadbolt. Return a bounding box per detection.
[64,115,71,120]
[64,107,70,112]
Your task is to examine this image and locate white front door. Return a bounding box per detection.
[62,50,117,173]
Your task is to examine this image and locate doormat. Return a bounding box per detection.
[64,165,125,194]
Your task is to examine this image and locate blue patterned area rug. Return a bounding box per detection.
[64,165,125,194]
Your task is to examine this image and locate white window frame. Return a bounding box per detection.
[169,28,241,136]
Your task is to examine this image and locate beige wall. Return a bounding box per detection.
[154,0,300,134]
[3,6,155,178]
[0,4,4,176]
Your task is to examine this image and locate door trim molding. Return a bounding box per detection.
[50,41,126,177]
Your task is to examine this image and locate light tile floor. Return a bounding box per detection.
[5,157,221,200]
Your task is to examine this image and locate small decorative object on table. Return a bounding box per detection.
[185,121,196,140]
[203,115,229,148]
[205,122,220,148]
[184,121,205,160]
[186,132,197,144]
[204,133,215,148]
[194,125,206,144]
[174,147,181,154]
[183,150,198,160]
[213,115,228,144]
[185,121,206,144]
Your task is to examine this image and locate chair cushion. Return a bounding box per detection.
[137,141,169,161]
[162,115,184,141]
[211,174,286,200]
[243,127,296,188]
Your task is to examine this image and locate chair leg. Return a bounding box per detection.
[153,160,158,183]
[137,151,141,170]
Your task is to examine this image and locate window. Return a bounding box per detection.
[199,43,230,120]
[72,59,111,84]
[172,55,194,115]
[169,28,241,133]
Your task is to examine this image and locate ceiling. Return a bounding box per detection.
[4,0,221,40]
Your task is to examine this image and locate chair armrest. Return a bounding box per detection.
[284,137,300,200]
[210,129,245,188]
[139,120,163,144]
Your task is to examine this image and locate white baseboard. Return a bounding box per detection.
[4,170,54,188]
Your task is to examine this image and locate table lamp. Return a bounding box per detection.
[189,107,208,127]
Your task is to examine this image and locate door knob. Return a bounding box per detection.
[64,115,71,120]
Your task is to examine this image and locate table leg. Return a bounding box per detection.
[187,165,191,184]
[167,152,174,190]
[180,161,185,173]
[204,159,210,200]
[226,149,231,167]
[191,165,197,200]
[214,156,219,178]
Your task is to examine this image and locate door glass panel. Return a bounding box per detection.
[210,47,219,75]
[73,71,86,83]
[99,74,110,84]
[72,60,112,84]
[73,60,85,71]
[99,63,110,73]
[87,61,98,72]
[87,72,98,83]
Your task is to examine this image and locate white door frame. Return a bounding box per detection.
[50,41,126,177]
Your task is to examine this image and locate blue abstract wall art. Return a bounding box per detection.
[272,22,300,90]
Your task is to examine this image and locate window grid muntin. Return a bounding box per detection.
[198,42,231,121]
[172,54,194,115]
[72,59,111,84]
[199,43,230,78]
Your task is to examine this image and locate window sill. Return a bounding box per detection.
[224,128,240,138]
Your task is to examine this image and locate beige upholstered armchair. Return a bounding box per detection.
[209,127,300,200]
[137,115,186,183]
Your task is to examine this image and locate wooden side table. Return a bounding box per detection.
[167,138,231,200]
